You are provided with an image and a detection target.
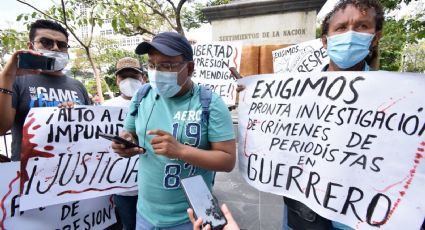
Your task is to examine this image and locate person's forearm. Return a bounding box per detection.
[0,62,17,134]
[179,144,236,172]
[0,93,16,134]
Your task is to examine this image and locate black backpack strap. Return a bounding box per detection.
[199,85,212,124]
[130,84,151,116]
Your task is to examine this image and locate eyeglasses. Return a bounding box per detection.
[147,61,187,72]
[33,37,70,51]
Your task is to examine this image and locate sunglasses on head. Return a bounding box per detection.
[33,37,70,51]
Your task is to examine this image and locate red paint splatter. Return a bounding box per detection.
[80,157,91,165]
[373,141,424,225]
[233,48,239,70]
[417,148,424,152]
[45,175,54,180]
[20,116,55,193]
[44,145,54,151]
[374,175,408,193]
[109,195,115,207]
[32,125,41,130]
[378,96,406,112]
[355,221,363,229]
[0,171,20,229]
[57,185,137,196]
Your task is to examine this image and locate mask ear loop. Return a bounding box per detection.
[177,63,190,89]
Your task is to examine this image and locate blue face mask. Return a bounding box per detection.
[148,64,188,98]
[327,31,374,69]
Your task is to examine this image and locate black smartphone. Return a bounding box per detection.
[98,132,143,149]
[181,175,227,230]
[17,53,55,70]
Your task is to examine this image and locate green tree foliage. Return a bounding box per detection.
[193,0,231,27]
[404,39,425,72]
[70,37,147,95]
[379,19,407,71]
[16,0,110,101]
[103,0,190,35]
[84,78,110,99]
[378,0,425,71]
[103,0,231,36]
[380,0,414,10]
[0,29,27,69]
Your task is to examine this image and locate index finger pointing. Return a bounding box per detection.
[147,129,170,136]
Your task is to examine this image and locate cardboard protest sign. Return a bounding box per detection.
[192,42,242,106]
[273,39,329,73]
[0,162,116,229]
[19,106,139,211]
[237,72,425,229]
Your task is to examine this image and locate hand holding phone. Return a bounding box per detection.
[17,53,55,70]
[98,132,142,149]
[181,175,227,230]
[188,204,239,230]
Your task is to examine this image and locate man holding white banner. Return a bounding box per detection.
[283,0,384,229]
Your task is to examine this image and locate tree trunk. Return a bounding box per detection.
[84,46,103,102]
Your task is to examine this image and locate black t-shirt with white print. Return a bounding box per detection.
[11,74,91,161]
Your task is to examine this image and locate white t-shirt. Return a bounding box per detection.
[103,95,137,196]
[103,95,132,107]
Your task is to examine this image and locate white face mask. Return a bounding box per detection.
[37,49,69,71]
[119,78,143,97]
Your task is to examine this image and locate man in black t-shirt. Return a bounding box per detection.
[0,19,90,161]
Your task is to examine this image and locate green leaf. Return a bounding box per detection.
[3,36,10,47]
[111,17,118,29]
[16,14,23,21]
[119,18,125,29]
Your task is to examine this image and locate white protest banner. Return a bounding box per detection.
[192,42,242,106]
[0,162,116,229]
[237,72,425,229]
[19,106,139,211]
[273,39,329,73]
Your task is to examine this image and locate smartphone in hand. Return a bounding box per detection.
[17,53,55,70]
[98,132,142,149]
[181,175,227,230]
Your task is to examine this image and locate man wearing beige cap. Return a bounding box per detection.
[103,57,146,230]
[103,57,147,106]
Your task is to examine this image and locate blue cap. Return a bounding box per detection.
[135,32,193,61]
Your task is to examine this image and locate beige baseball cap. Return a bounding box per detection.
[115,57,144,75]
